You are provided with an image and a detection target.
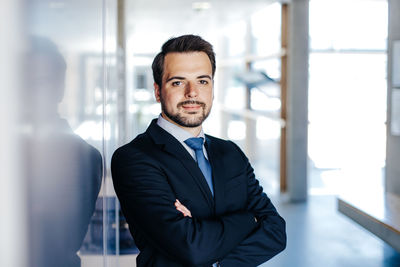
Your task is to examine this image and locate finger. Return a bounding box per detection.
[175,203,187,213]
[179,208,188,216]
[175,200,192,217]
[176,207,185,215]
[176,205,190,216]
[175,201,187,211]
[180,206,191,217]
[181,205,189,214]
[177,205,188,214]
[176,207,189,217]
[175,202,184,209]
[176,203,188,213]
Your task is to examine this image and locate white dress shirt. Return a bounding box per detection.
[157,114,209,161]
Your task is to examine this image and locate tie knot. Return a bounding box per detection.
[184,137,204,151]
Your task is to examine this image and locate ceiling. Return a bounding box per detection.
[28,0,286,53]
[127,0,281,32]
[126,0,284,53]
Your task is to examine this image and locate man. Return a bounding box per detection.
[24,36,102,267]
[111,34,286,267]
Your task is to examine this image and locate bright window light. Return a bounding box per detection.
[228,120,246,140]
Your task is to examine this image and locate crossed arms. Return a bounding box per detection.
[112,144,286,266]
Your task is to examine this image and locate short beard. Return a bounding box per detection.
[161,100,211,128]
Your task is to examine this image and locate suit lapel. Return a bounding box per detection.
[147,120,214,210]
[204,136,225,215]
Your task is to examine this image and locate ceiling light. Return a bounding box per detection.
[49,2,65,9]
[192,2,212,11]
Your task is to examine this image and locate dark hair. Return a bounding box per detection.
[152,34,216,88]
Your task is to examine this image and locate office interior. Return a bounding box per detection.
[1,0,400,266]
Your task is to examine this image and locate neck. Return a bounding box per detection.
[161,113,202,136]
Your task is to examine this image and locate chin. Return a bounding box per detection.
[178,114,204,126]
[164,108,209,128]
[181,118,204,127]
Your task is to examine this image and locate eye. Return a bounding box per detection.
[199,80,209,85]
[171,81,183,86]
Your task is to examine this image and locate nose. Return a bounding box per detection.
[184,82,198,98]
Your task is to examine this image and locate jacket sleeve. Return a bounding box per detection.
[219,142,287,267]
[111,147,258,266]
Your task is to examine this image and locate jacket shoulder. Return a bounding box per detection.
[111,132,154,165]
[205,134,243,153]
[205,134,231,145]
[205,134,250,167]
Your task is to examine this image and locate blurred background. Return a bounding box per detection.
[1,0,400,266]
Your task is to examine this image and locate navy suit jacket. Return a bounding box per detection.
[111,119,286,266]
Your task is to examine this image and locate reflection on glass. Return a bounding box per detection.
[23,36,102,267]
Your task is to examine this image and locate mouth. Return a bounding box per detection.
[178,100,205,111]
[182,104,201,110]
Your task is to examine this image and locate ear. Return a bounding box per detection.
[154,82,161,103]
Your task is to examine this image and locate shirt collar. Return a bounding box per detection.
[157,114,205,143]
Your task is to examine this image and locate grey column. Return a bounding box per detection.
[286,0,309,202]
[0,1,28,266]
[386,0,400,195]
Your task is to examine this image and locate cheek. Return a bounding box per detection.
[163,92,181,106]
[203,90,214,103]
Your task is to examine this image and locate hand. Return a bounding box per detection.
[175,199,192,218]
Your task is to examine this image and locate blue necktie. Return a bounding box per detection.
[184,137,214,196]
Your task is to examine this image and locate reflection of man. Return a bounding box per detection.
[112,35,286,267]
[24,36,102,267]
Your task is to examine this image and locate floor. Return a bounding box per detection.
[80,162,400,267]
[262,195,400,267]
[81,195,400,267]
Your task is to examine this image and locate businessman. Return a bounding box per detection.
[111,34,286,267]
[24,36,102,267]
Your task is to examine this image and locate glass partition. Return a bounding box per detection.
[1,1,284,266]
[19,0,126,266]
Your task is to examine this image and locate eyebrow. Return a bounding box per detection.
[166,76,185,83]
[165,75,212,83]
[197,75,212,80]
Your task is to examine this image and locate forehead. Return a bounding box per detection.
[163,52,212,77]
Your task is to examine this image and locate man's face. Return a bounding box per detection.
[154,51,213,128]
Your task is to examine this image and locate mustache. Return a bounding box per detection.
[177,100,206,108]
